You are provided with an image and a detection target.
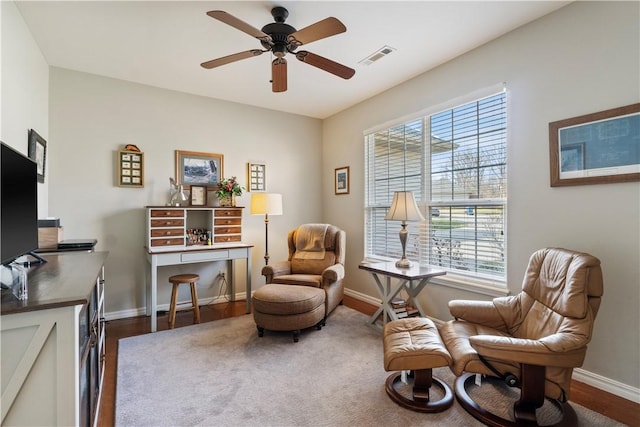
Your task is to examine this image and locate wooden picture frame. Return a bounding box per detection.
[248,162,266,192]
[190,185,207,206]
[335,166,350,195]
[175,150,223,190]
[549,103,640,187]
[28,129,47,183]
[117,150,144,187]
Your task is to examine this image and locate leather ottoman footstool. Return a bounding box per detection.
[383,317,454,412]
[252,284,326,342]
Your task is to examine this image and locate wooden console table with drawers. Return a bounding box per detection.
[145,206,252,332]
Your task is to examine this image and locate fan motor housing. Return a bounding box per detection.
[261,22,297,56]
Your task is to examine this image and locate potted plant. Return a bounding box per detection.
[215,176,244,207]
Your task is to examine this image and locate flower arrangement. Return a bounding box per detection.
[215,176,244,198]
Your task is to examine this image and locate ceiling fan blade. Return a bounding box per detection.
[288,17,346,46]
[207,10,272,44]
[272,58,287,93]
[295,51,355,80]
[200,49,264,69]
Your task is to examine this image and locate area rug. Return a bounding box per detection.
[116,306,623,426]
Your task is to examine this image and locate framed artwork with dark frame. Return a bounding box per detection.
[335,166,350,195]
[175,150,223,190]
[549,103,640,187]
[28,129,47,183]
[190,185,207,206]
[248,162,266,192]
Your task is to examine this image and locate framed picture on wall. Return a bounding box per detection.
[175,150,223,189]
[248,162,266,192]
[549,103,640,187]
[335,166,350,195]
[28,129,47,183]
[117,150,144,188]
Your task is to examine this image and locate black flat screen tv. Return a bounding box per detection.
[1,141,39,265]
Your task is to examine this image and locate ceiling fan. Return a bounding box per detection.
[200,6,355,93]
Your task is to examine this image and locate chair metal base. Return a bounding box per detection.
[385,369,453,413]
[454,373,579,427]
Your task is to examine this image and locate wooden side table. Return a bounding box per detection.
[358,261,446,330]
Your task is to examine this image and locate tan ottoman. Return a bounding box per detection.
[383,317,453,412]
[252,284,326,342]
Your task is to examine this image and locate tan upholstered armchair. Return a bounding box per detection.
[261,224,346,321]
[439,248,603,426]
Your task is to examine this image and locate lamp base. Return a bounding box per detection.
[395,258,412,269]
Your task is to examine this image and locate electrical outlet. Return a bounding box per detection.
[219,271,225,280]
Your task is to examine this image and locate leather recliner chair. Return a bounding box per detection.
[439,247,603,426]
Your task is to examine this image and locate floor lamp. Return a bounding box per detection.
[385,191,425,268]
[251,193,283,265]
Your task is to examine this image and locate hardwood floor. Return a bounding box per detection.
[98,296,639,427]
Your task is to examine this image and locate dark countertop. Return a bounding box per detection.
[1,251,108,316]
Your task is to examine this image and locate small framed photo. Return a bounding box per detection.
[190,185,207,206]
[28,129,47,183]
[335,166,350,195]
[248,162,266,192]
[176,150,223,190]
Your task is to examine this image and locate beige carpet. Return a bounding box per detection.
[115,306,623,426]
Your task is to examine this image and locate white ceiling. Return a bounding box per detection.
[15,1,570,119]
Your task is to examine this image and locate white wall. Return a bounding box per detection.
[323,1,639,395]
[48,68,323,316]
[1,1,49,217]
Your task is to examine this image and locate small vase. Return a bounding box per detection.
[219,194,235,207]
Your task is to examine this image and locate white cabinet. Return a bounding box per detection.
[1,252,107,426]
[146,206,243,248]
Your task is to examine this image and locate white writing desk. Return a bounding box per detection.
[359,261,446,330]
[145,243,253,332]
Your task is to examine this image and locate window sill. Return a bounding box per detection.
[429,274,510,298]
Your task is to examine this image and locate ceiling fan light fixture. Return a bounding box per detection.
[358,45,396,66]
[202,7,355,92]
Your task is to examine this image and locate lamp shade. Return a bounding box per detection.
[251,193,283,216]
[385,191,425,222]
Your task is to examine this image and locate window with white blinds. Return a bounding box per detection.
[364,91,507,282]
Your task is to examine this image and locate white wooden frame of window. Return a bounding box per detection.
[363,83,509,297]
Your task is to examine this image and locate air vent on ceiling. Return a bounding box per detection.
[358,45,396,66]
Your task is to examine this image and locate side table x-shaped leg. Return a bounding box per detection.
[359,261,446,331]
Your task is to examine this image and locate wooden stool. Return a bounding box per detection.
[168,274,201,329]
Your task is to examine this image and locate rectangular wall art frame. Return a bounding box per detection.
[549,103,640,187]
[28,129,47,183]
[335,166,350,195]
[175,150,223,190]
[117,150,144,187]
[248,162,266,192]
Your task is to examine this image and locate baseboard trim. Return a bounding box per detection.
[573,368,640,404]
[343,288,640,404]
[104,293,247,321]
[344,288,380,306]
